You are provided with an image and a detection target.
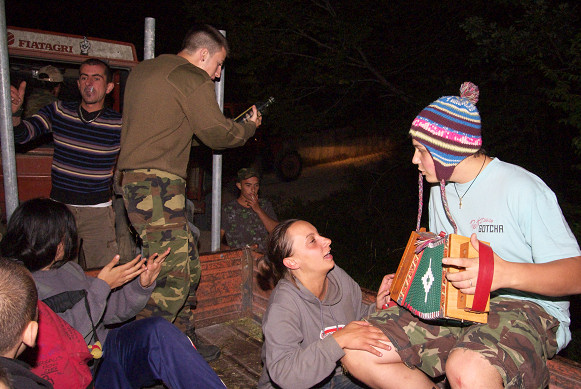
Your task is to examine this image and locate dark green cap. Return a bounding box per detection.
[237,168,259,182]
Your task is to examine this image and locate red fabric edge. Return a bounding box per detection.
[472,242,494,312]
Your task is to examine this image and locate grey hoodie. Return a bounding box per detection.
[32,261,153,345]
[259,265,375,389]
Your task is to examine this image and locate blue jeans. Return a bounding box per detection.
[95,317,225,389]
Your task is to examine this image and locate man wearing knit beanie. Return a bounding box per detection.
[340,83,581,388]
[410,81,482,182]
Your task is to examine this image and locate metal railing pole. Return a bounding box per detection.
[144,17,155,60]
[0,0,19,221]
[210,30,226,252]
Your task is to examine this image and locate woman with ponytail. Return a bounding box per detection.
[257,219,392,389]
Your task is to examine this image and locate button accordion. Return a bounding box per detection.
[389,230,493,323]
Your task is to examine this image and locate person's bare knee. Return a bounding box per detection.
[343,343,434,389]
[342,343,396,388]
[342,341,399,370]
[446,349,503,389]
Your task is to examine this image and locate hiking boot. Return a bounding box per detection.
[186,329,221,362]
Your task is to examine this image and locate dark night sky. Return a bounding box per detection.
[4,0,190,59]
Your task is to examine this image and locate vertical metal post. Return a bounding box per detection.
[210,30,226,252]
[144,17,155,60]
[0,0,19,221]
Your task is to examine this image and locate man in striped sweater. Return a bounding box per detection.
[10,59,121,269]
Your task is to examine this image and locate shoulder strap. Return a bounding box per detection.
[472,243,494,312]
[42,290,87,313]
[42,290,100,344]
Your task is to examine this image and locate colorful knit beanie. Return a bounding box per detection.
[410,82,481,234]
[409,82,481,181]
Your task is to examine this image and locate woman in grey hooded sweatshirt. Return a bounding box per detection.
[258,219,393,389]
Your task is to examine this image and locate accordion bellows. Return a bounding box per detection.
[390,231,491,324]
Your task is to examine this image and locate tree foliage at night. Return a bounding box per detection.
[183,0,581,190]
[183,0,481,136]
[462,0,581,158]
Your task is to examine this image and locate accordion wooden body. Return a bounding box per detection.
[390,231,491,324]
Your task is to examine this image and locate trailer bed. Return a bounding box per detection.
[199,318,263,388]
[193,247,581,389]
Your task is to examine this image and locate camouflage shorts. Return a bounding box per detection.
[367,297,559,388]
[122,169,200,326]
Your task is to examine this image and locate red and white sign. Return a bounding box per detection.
[7,26,137,62]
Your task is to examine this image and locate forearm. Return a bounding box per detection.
[198,120,255,150]
[255,208,279,233]
[192,84,256,149]
[12,122,29,143]
[266,335,343,388]
[12,119,46,144]
[263,303,345,388]
[494,256,581,296]
[103,277,153,323]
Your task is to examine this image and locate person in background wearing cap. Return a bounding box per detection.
[10,58,122,271]
[337,82,581,388]
[22,65,63,119]
[221,168,279,253]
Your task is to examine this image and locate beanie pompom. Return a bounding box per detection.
[459,82,479,105]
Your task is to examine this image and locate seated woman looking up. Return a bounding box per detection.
[257,219,393,389]
[1,198,225,389]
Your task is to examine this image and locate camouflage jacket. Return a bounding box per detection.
[221,198,277,253]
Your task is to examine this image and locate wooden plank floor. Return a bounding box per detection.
[180,317,581,389]
[198,318,264,388]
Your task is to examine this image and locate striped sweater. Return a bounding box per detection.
[14,101,121,205]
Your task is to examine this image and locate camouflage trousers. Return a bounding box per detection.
[368,297,559,388]
[122,169,200,332]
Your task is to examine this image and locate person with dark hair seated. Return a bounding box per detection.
[257,219,392,389]
[0,258,52,388]
[1,198,226,389]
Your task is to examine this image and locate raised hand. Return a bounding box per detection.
[139,248,170,287]
[376,273,395,310]
[443,233,501,294]
[11,81,26,112]
[247,105,262,127]
[245,192,261,212]
[97,254,147,289]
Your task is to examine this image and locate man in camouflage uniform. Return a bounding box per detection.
[118,25,261,362]
[340,83,581,388]
[23,65,63,118]
[221,168,278,253]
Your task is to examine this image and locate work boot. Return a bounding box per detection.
[186,328,221,362]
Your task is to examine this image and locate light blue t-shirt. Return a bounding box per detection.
[429,158,581,351]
